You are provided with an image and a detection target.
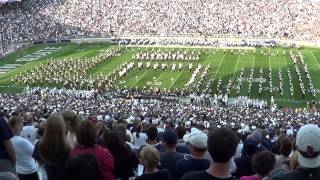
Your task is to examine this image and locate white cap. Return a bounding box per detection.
[296,124,320,168]
[286,129,294,136]
[183,131,208,149]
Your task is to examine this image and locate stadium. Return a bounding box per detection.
[1,0,320,180]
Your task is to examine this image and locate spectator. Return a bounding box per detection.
[33,113,70,180]
[175,126,190,154]
[63,153,103,180]
[115,123,134,149]
[103,129,139,180]
[71,120,114,180]
[272,124,320,180]
[159,129,184,180]
[0,114,16,174]
[135,145,171,180]
[62,110,80,149]
[8,116,38,180]
[240,150,276,180]
[20,113,37,145]
[146,126,163,151]
[181,127,238,180]
[132,123,148,151]
[235,137,259,178]
[176,131,210,179]
[274,138,292,169]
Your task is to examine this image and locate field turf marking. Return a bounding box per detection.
[170,70,184,89]
[310,52,320,70]
[132,71,148,87]
[212,54,226,80]
[231,54,241,82]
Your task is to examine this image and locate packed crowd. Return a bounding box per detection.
[1,0,319,53]
[1,87,320,180]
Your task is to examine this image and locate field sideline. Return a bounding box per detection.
[1,42,320,108]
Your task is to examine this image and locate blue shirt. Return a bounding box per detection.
[0,117,14,160]
[176,155,210,179]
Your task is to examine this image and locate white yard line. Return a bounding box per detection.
[169,71,184,89]
[310,51,320,70]
[231,54,241,81]
[212,54,226,80]
[132,71,148,87]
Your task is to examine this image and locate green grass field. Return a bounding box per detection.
[1,42,320,108]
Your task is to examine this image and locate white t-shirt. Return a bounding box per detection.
[20,125,38,145]
[11,136,37,175]
[132,132,148,150]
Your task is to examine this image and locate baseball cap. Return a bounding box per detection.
[296,124,320,168]
[162,130,178,145]
[184,131,208,149]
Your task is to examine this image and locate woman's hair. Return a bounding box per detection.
[76,120,97,147]
[62,110,81,133]
[103,129,136,178]
[135,123,142,138]
[279,138,292,157]
[103,129,130,158]
[252,150,276,177]
[146,126,158,141]
[39,113,70,166]
[63,153,103,180]
[8,116,21,129]
[140,145,160,170]
[37,122,46,138]
[290,151,299,170]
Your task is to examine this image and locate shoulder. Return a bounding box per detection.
[271,170,302,180]
[181,171,207,180]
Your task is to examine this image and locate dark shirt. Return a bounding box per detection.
[136,169,172,180]
[234,155,253,178]
[160,151,184,180]
[271,167,320,180]
[0,117,13,160]
[176,156,210,179]
[181,171,237,180]
[33,141,68,180]
[114,148,139,179]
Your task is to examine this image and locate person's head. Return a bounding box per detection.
[176,126,186,139]
[140,146,160,171]
[63,153,103,180]
[251,150,276,177]
[39,113,70,165]
[208,128,238,163]
[279,138,292,157]
[242,136,259,156]
[115,123,127,134]
[296,124,320,168]
[76,120,97,147]
[37,121,46,138]
[115,123,129,141]
[24,113,34,125]
[62,110,81,133]
[135,123,143,138]
[146,126,158,142]
[162,129,178,149]
[8,116,22,135]
[184,131,207,155]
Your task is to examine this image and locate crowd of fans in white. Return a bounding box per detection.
[1,0,320,53]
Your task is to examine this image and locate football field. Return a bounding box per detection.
[1,42,320,108]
